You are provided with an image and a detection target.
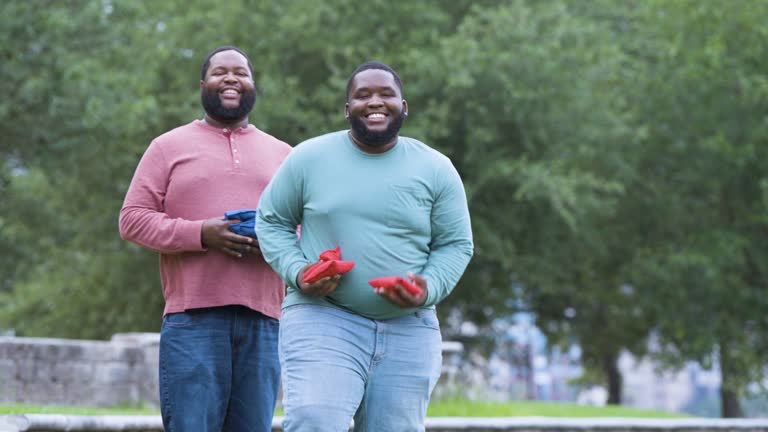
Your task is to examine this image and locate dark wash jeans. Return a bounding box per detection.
[159,305,280,432]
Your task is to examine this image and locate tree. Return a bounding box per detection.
[2,1,767,416]
[612,0,768,416]
[0,0,496,337]
[406,0,648,404]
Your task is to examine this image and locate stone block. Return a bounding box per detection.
[0,334,464,409]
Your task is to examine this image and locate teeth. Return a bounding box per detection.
[368,113,385,119]
[222,89,238,95]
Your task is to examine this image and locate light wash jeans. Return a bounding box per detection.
[159,305,280,432]
[279,304,443,432]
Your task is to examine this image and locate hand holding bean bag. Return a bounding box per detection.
[224,209,258,239]
[303,246,355,283]
[368,276,422,296]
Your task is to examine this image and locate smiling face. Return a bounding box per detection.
[345,68,408,152]
[200,50,256,126]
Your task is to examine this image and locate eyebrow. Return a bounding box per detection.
[210,65,250,72]
[353,85,397,93]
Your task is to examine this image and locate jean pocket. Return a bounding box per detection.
[162,311,196,328]
[280,304,308,320]
[415,309,440,330]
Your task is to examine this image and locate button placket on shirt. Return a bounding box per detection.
[224,129,241,170]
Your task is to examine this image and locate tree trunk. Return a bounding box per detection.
[525,343,537,400]
[721,388,743,418]
[604,351,622,404]
[719,344,744,417]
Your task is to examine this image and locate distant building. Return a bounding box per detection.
[445,313,734,417]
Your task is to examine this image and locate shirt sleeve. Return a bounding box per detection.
[421,159,474,307]
[118,140,205,254]
[256,153,309,289]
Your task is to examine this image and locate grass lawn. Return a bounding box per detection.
[0,400,685,418]
[426,400,687,418]
[0,404,159,416]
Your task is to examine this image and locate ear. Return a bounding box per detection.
[200,80,204,90]
[344,103,350,119]
[402,99,408,116]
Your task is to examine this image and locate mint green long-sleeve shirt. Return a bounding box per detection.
[256,130,473,319]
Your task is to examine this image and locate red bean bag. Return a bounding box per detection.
[319,247,341,261]
[368,276,423,296]
[303,246,355,283]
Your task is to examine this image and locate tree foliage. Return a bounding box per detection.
[1,0,767,415]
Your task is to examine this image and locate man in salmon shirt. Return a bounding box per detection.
[257,61,474,431]
[119,46,291,432]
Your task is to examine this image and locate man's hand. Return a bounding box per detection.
[201,217,259,258]
[296,262,341,297]
[375,272,427,308]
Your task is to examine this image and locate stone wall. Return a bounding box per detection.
[0,334,160,408]
[0,334,463,408]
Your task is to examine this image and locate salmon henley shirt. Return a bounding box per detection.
[119,119,292,318]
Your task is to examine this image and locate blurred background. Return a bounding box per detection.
[1,0,767,418]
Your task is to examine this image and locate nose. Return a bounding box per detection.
[224,72,238,83]
[367,95,384,107]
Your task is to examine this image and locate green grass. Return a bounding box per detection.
[0,404,159,416]
[0,401,686,418]
[426,400,687,418]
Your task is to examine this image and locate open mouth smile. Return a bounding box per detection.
[366,112,387,123]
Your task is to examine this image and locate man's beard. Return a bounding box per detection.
[201,87,256,121]
[348,111,406,147]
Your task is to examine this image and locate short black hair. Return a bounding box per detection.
[201,45,254,81]
[346,61,403,100]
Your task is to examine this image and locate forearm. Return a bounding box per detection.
[255,210,307,290]
[421,159,474,306]
[254,152,308,289]
[119,207,204,254]
[421,240,474,307]
[118,139,206,254]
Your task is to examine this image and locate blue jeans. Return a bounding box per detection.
[279,304,443,432]
[159,305,280,432]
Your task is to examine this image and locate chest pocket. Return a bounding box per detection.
[385,185,432,232]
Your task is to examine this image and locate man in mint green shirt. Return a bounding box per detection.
[257,61,473,431]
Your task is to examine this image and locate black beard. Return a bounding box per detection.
[348,111,406,147]
[201,87,256,122]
